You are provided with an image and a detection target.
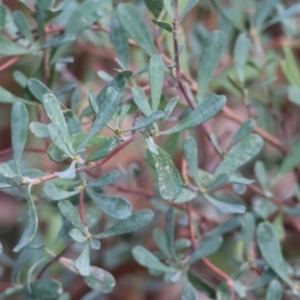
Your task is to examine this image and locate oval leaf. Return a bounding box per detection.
[87,189,132,219]
[161,95,226,135]
[117,4,157,56]
[95,209,154,238]
[132,246,176,273]
[75,242,90,276]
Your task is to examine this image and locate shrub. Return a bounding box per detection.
[0,0,300,299]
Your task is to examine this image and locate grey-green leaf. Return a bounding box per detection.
[288,85,300,107]
[11,102,28,174]
[22,279,63,299]
[189,235,223,264]
[148,147,183,200]
[42,33,76,49]
[0,5,6,31]
[183,137,199,185]
[182,276,197,300]
[204,194,245,214]
[29,122,49,138]
[94,209,153,238]
[161,97,178,127]
[179,0,198,22]
[43,94,74,155]
[266,279,282,300]
[174,188,197,203]
[149,55,165,111]
[55,161,76,179]
[13,186,38,252]
[87,170,120,188]
[145,0,164,18]
[28,79,52,103]
[234,33,250,84]
[132,86,153,117]
[228,119,256,148]
[132,246,176,273]
[241,212,255,259]
[58,200,86,234]
[153,228,171,257]
[117,4,157,57]
[75,242,90,276]
[215,134,264,177]
[257,222,292,286]
[151,19,173,32]
[110,16,129,69]
[254,161,269,190]
[69,228,88,243]
[161,95,226,135]
[123,111,164,132]
[43,181,79,201]
[274,139,300,182]
[84,266,115,293]
[13,11,33,42]
[79,87,119,149]
[87,189,132,219]
[0,35,30,56]
[197,31,224,103]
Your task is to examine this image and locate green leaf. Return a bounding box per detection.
[174,188,197,203]
[161,95,226,135]
[228,119,256,148]
[148,147,183,200]
[123,111,164,132]
[182,276,197,300]
[257,222,292,286]
[183,137,199,185]
[234,33,250,84]
[206,173,229,192]
[48,123,74,159]
[29,122,49,138]
[86,137,119,163]
[94,209,154,238]
[42,34,76,49]
[145,0,164,18]
[288,85,300,107]
[266,279,282,300]
[22,279,63,299]
[0,5,6,31]
[79,87,119,149]
[13,186,38,252]
[188,235,223,264]
[90,239,101,250]
[241,212,255,259]
[84,266,115,293]
[179,0,198,22]
[69,228,88,243]
[75,242,90,276]
[87,171,119,188]
[11,102,28,174]
[281,45,300,87]
[132,86,153,117]
[43,94,75,155]
[205,216,241,237]
[161,97,178,128]
[43,181,79,201]
[27,79,52,103]
[255,0,279,28]
[110,16,129,69]
[117,4,158,57]
[149,55,165,111]
[0,35,30,56]
[151,19,173,32]
[55,161,76,179]
[58,200,86,234]
[215,134,263,176]
[13,11,33,42]
[153,228,171,257]
[197,31,224,103]
[164,0,173,17]
[204,193,245,214]
[264,3,300,29]
[254,161,268,190]
[35,0,52,41]
[274,139,300,182]
[87,189,132,219]
[132,246,176,273]
[187,272,216,298]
